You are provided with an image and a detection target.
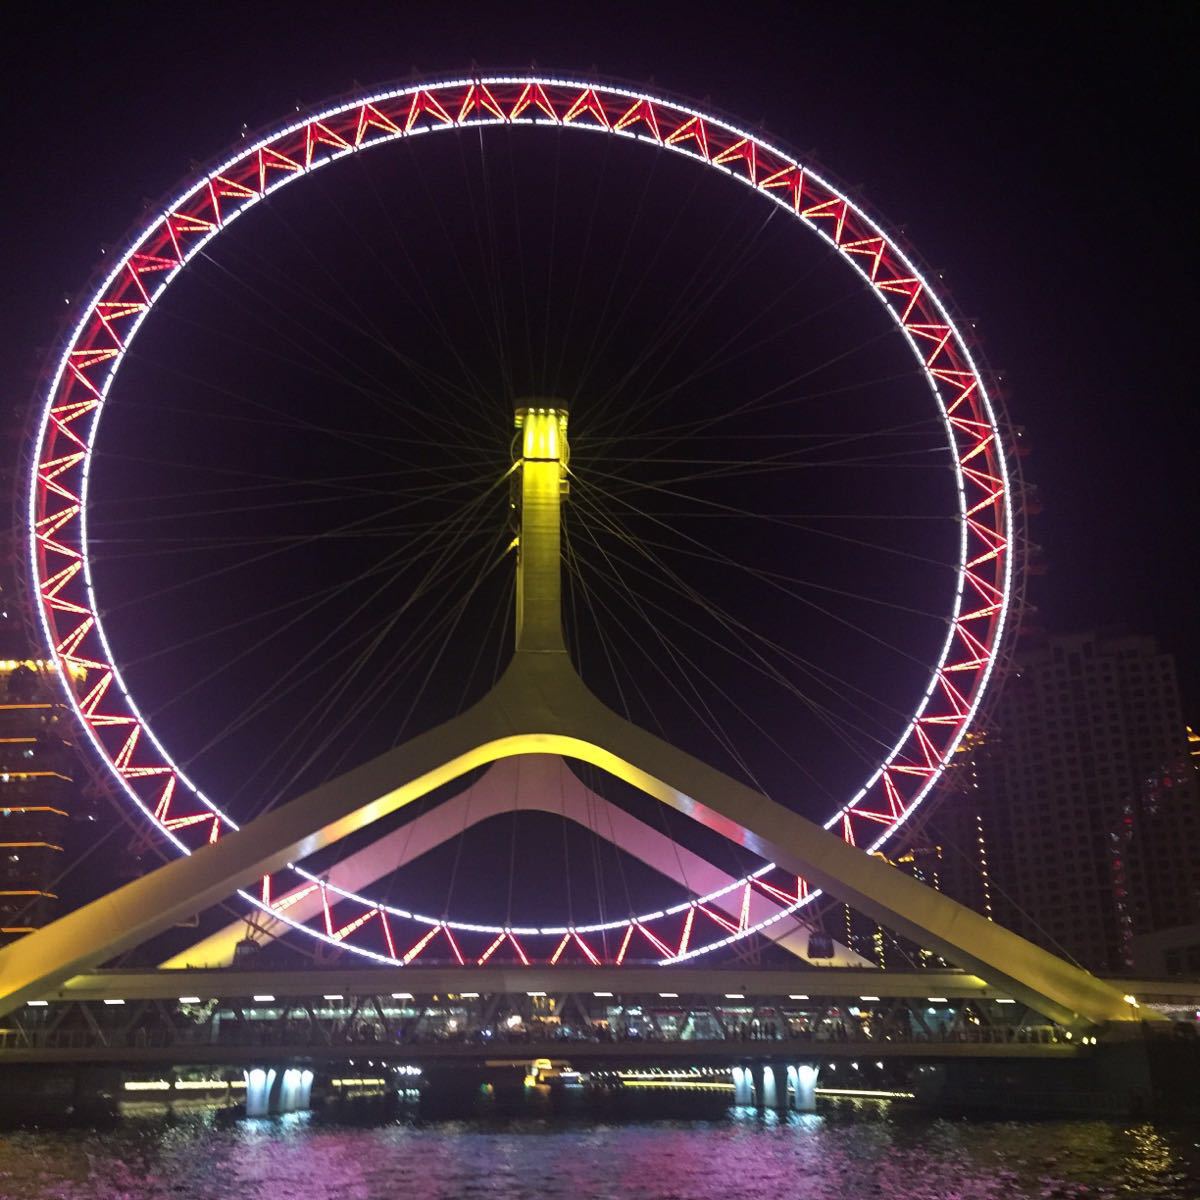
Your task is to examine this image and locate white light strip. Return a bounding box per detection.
[815,1087,915,1100]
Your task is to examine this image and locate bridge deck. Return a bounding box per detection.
[40,966,1192,1006]
[0,1037,1078,1068]
[51,965,998,1003]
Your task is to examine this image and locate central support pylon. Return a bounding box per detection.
[513,405,570,654]
[0,405,1144,1027]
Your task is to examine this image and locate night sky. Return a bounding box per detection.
[1,4,1195,937]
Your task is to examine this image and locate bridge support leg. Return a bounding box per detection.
[770,1062,794,1109]
[732,1065,753,1105]
[244,1067,276,1117]
[788,1063,819,1112]
[752,1063,783,1109]
[769,1061,792,1109]
[276,1067,314,1113]
[750,1063,770,1108]
[244,1065,314,1115]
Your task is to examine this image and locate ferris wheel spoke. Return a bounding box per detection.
[167,502,508,784]
[611,269,865,435]
[569,513,872,794]
[187,246,494,451]
[573,532,896,775]
[589,203,781,433]
[571,142,662,406]
[86,466,489,511]
[107,388,501,460]
[235,531,512,821]
[568,526,771,792]
[567,523,742,891]
[534,131,565,396]
[578,527,922,749]
[91,467,502,526]
[572,478,945,683]
[205,191,492,420]
[547,134,613,403]
[205,585,468,818]
[572,162,724,432]
[389,136,513,416]
[143,520,497,733]
[591,448,949,492]
[608,195,780,404]
[385,533,514,749]
[575,468,957,571]
[564,530,730,900]
[594,412,945,468]
[566,523,739,888]
[87,524,494,560]
[580,366,928,452]
[301,154,500,414]
[625,529,951,624]
[594,256,862,443]
[98,469,510,617]
[90,473,501,554]
[599,317,908,455]
[585,418,950,486]
[454,127,522,406]
[118,536,455,672]
[234,579,472,809]
[117,471,498,519]
[119,330,492,470]
[505,132,545,408]
[569,489,915,749]
[436,125,529,411]
[565,524,717,897]
[350,150,499,416]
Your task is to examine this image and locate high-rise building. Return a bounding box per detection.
[836,840,950,969]
[0,567,84,942]
[933,630,1200,974]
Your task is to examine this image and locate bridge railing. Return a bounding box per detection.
[0,1018,1070,1054]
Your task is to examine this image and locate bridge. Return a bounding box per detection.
[10,963,1170,1119]
[3,403,1187,1118]
[13,963,1194,1067]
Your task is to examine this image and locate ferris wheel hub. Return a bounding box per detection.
[514,403,570,463]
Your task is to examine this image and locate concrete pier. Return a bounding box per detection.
[244,1066,313,1116]
[789,1063,819,1112]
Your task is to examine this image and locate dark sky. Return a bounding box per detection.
[1,4,1196,939]
[4,2,1195,685]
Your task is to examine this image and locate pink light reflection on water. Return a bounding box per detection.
[0,1108,1197,1199]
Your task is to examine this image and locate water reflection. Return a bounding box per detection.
[0,1104,1196,1199]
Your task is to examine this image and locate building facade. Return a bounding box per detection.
[934,630,1200,975]
[0,569,83,942]
[836,842,950,969]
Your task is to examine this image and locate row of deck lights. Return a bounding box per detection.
[25,991,1029,1008]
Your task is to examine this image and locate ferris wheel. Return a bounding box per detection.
[27,76,1016,968]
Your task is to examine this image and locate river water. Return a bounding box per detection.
[1,1103,1197,1199]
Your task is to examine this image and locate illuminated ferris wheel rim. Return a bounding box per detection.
[28,75,1014,965]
